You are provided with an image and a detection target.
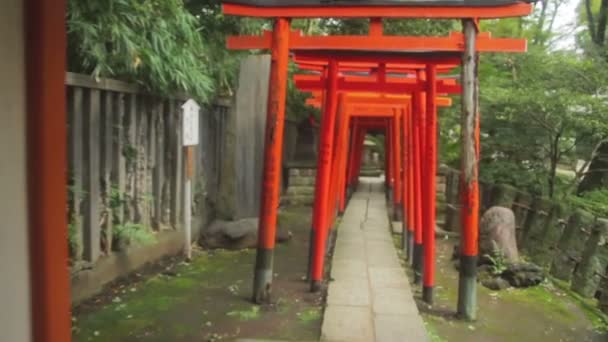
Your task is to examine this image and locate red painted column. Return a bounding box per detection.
[458,18,481,320]
[423,64,438,304]
[345,120,360,199]
[26,0,72,340]
[407,104,416,261]
[353,128,367,187]
[385,123,392,194]
[252,17,291,303]
[413,80,426,285]
[310,59,340,291]
[337,114,352,213]
[401,107,410,256]
[393,110,403,221]
[326,96,345,227]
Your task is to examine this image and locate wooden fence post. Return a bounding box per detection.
[82,89,101,262]
[550,209,595,281]
[571,218,608,298]
[68,87,84,259]
[112,93,127,227]
[101,91,114,253]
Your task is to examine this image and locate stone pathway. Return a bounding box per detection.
[321,177,427,342]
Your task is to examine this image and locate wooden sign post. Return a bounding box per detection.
[182,99,200,261]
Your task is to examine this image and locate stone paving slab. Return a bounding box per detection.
[321,178,427,342]
[322,305,375,342]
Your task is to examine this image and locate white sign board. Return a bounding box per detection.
[182,99,200,146]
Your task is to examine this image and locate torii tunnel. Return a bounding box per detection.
[222,0,532,320]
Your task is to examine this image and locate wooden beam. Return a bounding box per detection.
[222,3,534,19]
[228,30,527,53]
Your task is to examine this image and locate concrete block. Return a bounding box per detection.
[321,305,375,342]
[374,314,428,342]
[369,267,410,289]
[372,287,418,315]
[331,260,368,280]
[327,278,370,306]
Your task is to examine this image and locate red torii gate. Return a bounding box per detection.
[295,61,459,301]
[222,0,532,320]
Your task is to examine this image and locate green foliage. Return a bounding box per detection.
[67,0,214,101]
[113,223,156,249]
[569,190,608,218]
[67,219,80,258]
[287,63,321,122]
[477,46,608,197]
[484,242,509,276]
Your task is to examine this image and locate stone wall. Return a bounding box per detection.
[217,55,270,220]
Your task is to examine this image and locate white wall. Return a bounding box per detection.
[0,0,33,341]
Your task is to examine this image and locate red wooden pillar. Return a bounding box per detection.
[392,110,403,221]
[310,59,340,291]
[345,120,360,199]
[458,19,480,321]
[401,107,410,257]
[413,84,426,285]
[423,64,438,304]
[385,122,392,194]
[26,0,72,340]
[327,95,345,226]
[407,103,416,261]
[337,114,351,214]
[252,17,291,303]
[353,128,367,187]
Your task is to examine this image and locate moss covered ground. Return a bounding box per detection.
[394,233,608,342]
[72,206,323,342]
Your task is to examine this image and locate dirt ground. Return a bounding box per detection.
[72,206,324,342]
[397,235,608,342]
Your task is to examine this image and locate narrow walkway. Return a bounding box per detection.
[321,177,427,342]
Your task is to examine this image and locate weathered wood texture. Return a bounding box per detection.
[66,73,230,263]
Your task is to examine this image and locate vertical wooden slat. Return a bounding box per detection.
[135,96,149,226]
[162,100,173,225]
[153,101,165,229]
[171,100,183,229]
[125,94,137,222]
[67,86,84,260]
[82,88,101,262]
[100,91,114,253]
[147,99,157,229]
[112,93,127,226]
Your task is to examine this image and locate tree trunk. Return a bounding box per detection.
[577,141,608,194]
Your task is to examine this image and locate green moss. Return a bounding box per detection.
[226,306,261,321]
[423,319,447,342]
[297,308,322,323]
[500,283,577,323]
[552,278,608,332]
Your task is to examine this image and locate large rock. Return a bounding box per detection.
[199,218,292,250]
[501,262,545,288]
[480,206,519,263]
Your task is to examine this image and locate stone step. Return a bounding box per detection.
[286,185,315,196]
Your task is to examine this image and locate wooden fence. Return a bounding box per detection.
[444,167,608,313]
[66,72,229,263]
